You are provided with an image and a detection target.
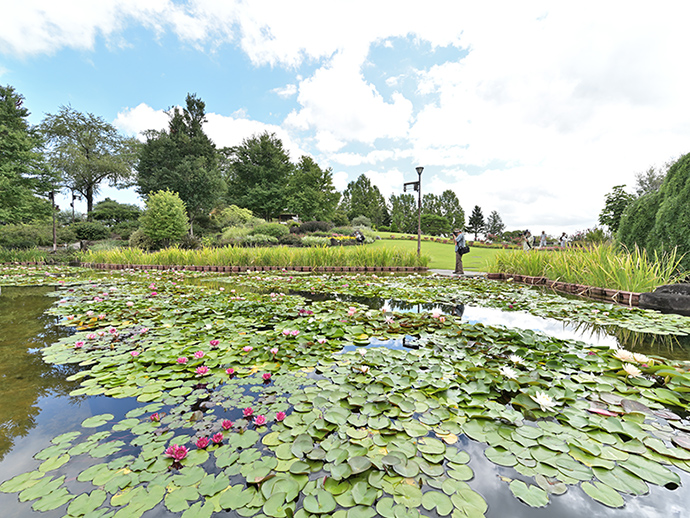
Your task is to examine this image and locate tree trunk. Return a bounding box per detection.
[86,185,94,219]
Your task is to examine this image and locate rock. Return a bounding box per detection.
[639,284,690,316]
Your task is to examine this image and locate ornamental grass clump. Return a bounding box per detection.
[486,243,683,292]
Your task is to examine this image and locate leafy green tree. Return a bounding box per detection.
[389,193,417,233]
[436,190,465,231]
[285,156,340,221]
[139,190,189,247]
[40,105,139,216]
[221,132,293,220]
[0,85,53,224]
[466,205,485,240]
[635,164,669,197]
[339,174,389,227]
[421,213,450,236]
[210,205,253,228]
[598,185,635,234]
[90,198,141,227]
[485,210,506,237]
[137,94,224,235]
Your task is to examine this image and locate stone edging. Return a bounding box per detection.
[77,263,427,273]
[486,272,640,307]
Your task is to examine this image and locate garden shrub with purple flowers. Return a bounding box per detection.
[1,266,690,516]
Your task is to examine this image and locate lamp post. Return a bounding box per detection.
[403,166,424,257]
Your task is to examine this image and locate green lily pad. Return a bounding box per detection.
[581,481,625,508]
[509,480,548,507]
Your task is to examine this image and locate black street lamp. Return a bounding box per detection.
[403,166,424,256]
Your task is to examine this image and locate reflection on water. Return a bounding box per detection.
[0,287,81,461]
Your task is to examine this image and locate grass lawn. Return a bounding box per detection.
[368,236,501,271]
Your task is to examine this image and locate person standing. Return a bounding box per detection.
[560,232,568,248]
[453,228,466,275]
[539,231,547,249]
[523,230,533,251]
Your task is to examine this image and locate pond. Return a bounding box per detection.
[1,267,690,518]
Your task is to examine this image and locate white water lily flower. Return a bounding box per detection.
[509,355,525,365]
[623,363,642,378]
[359,365,370,374]
[500,366,519,379]
[531,391,559,412]
[613,349,633,362]
[632,353,651,364]
[357,348,367,356]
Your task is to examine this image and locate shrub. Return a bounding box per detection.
[0,223,60,248]
[250,223,289,239]
[128,229,156,250]
[240,234,278,247]
[354,226,377,244]
[351,215,372,228]
[378,225,391,232]
[210,205,254,228]
[139,190,190,247]
[71,221,109,241]
[331,226,354,235]
[278,233,303,247]
[219,226,251,246]
[179,234,202,249]
[110,221,139,240]
[293,221,333,234]
[302,236,330,247]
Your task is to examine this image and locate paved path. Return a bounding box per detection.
[429,269,487,278]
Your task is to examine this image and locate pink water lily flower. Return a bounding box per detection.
[196,437,209,449]
[275,411,286,422]
[130,351,140,357]
[243,407,253,418]
[282,329,290,336]
[243,346,253,352]
[209,339,220,347]
[139,328,148,334]
[254,415,266,426]
[74,341,85,348]
[164,444,188,461]
[150,413,160,422]
[226,367,235,376]
[87,333,97,340]
[98,314,106,320]
[262,373,271,381]
[212,432,223,444]
[177,357,188,364]
[221,419,233,430]
[196,366,209,375]
[317,338,327,344]
[126,301,134,307]
[270,347,279,355]
[194,351,205,359]
[150,292,157,297]
[290,330,299,337]
[86,310,94,316]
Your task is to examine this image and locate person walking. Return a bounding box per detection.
[453,228,466,275]
[539,231,547,249]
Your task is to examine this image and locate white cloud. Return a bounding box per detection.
[272,84,297,99]
[113,103,168,139]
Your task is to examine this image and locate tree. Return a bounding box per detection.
[598,185,635,234]
[635,164,670,197]
[90,198,141,227]
[466,205,485,240]
[421,213,450,236]
[436,190,465,231]
[389,193,417,233]
[0,85,53,224]
[222,132,293,220]
[139,190,189,247]
[285,156,340,221]
[618,153,690,270]
[41,105,139,216]
[339,174,389,227]
[485,210,506,237]
[137,94,224,235]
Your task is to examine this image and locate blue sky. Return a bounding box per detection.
[2,1,690,236]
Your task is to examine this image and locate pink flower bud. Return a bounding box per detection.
[130,351,139,357]
[270,347,279,355]
[243,346,253,352]
[150,413,160,422]
[226,367,235,376]
[209,339,220,347]
[74,341,85,348]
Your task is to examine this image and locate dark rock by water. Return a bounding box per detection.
[639,283,690,316]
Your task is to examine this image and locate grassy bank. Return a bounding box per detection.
[82,245,430,268]
[368,238,500,271]
[486,244,684,292]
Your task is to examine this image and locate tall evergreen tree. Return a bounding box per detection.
[137,94,224,235]
[0,85,54,223]
[41,105,138,216]
[222,132,293,220]
[339,174,389,227]
[485,210,505,237]
[466,205,485,240]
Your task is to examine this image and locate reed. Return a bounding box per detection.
[0,247,48,263]
[486,243,684,292]
[80,245,430,268]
